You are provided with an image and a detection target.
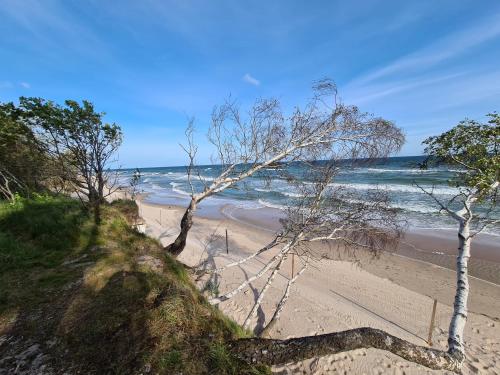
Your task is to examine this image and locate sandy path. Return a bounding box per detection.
[136,199,500,374]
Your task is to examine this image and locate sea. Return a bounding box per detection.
[117,156,500,236]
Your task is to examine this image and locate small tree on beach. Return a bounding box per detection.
[416,114,499,365]
[166,79,405,256]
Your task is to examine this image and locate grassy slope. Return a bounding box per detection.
[0,195,269,374]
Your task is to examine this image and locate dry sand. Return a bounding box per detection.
[133,196,500,375]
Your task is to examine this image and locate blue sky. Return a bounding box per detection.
[1,0,499,168]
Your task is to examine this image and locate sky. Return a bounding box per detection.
[1,0,499,168]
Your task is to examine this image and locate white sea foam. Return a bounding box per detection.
[233,200,266,210]
[169,182,191,196]
[151,183,165,191]
[257,199,285,210]
[346,167,464,174]
[389,202,439,214]
[173,174,190,180]
[255,187,273,193]
[365,168,432,174]
[329,182,459,195]
[281,191,304,198]
[254,186,303,198]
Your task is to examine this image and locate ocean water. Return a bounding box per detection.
[117,156,500,235]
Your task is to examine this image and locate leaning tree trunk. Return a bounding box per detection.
[165,198,197,257]
[447,217,471,363]
[230,327,461,372]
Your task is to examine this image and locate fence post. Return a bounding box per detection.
[160,207,162,226]
[225,229,229,255]
[427,299,438,346]
[291,253,295,278]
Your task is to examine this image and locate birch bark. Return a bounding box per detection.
[447,213,471,362]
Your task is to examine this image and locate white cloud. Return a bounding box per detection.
[242,73,260,86]
[20,82,31,88]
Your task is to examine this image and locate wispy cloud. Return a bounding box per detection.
[0,0,115,65]
[242,73,260,86]
[341,12,500,115]
[349,13,500,87]
[20,82,30,88]
[345,71,466,105]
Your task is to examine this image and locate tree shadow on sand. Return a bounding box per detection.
[195,228,267,334]
[239,266,266,335]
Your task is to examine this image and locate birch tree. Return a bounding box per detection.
[166,80,405,256]
[417,114,499,364]
[206,165,403,322]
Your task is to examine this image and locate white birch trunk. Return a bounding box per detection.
[447,216,471,362]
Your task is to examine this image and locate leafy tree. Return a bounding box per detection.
[18,98,123,221]
[418,113,499,366]
[0,102,48,200]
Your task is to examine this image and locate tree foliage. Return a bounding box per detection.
[0,102,48,198]
[419,113,499,366]
[423,113,499,198]
[0,97,122,217]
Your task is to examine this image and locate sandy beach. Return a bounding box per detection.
[133,196,500,374]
